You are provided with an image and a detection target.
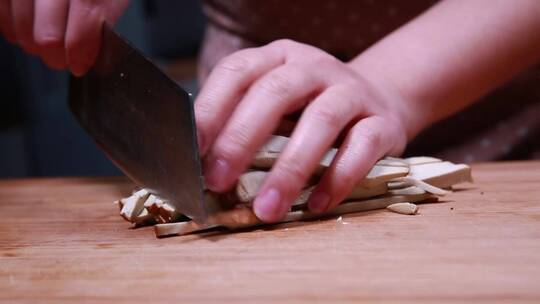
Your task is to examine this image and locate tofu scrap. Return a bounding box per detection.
[119,189,149,222]
[387,202,419,215]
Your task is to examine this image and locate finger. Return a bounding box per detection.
[204,63,327,192]
[11,0,38,54]
[253,84,364,222]
[65,0,105,76]
[195,45,285,157]
[308,116,407,213]
[103,0,130,23]
[0,0,16,42]
[34,0,69,69]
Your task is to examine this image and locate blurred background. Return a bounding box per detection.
[1,1,538,178]
[0,0,206,178]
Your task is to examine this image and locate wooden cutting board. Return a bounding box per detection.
[1,161,539,303]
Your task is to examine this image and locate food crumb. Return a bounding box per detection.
[337,216,349,225]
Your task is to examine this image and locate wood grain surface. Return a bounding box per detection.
[1,161,539,303]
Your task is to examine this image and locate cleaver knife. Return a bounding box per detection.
[69,25,222,222]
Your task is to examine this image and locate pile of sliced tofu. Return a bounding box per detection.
[115,135,472,238]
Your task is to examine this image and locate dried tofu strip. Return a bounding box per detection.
[116,191,180,225]
[236,171,267,203]
[291,183,389,207]
[155,207,260,237]
[116,133,472,238]
[236,171,306,206]
[119,189,150,222]
[154,221,218,237]
[252,151,409,187]
[133,208,156,225]
[390,176,449,196]
[259,135,289,153]
[360,165,409,188]
[251,151,280,168]
[143,194,160,211]
[236,171,312,206]
[155,192,433,237]
[254,145,409,181]
[420,163,472,188]
[158,205,179,223]
[243,164,407,201]
[143,194,182,224]
[236,171,390,206]
[252,149,337,174]
[404,156,442,166]
[389,161,472,189]
[317,149,338,169]
[291,186,313,206]
[257,135,408,165]
[345,183,389,200]
[254,136,409,187]
[376,157,409,167]
[388,186,426,196]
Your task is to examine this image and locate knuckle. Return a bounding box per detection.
[308,52,339,66]
[381,117,407,155]
[331,86,357,110]
[275,161,310,184]
[214,127,252,161]
[334,165,357,190]
[215,54,252,75]
[354,124,382,148]
[254,71,292,99]
[312,53,332,63]
[305,106,342,127]
[271,38,297,49]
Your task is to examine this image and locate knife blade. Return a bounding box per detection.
[69,25,222,222]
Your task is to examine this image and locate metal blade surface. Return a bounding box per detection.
[69,26,221,222]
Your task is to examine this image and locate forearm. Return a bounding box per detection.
[349,0,540,140]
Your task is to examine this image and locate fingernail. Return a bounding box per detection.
[308,191,330,213]
[205,158,230,191]
[253,187,285,222]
